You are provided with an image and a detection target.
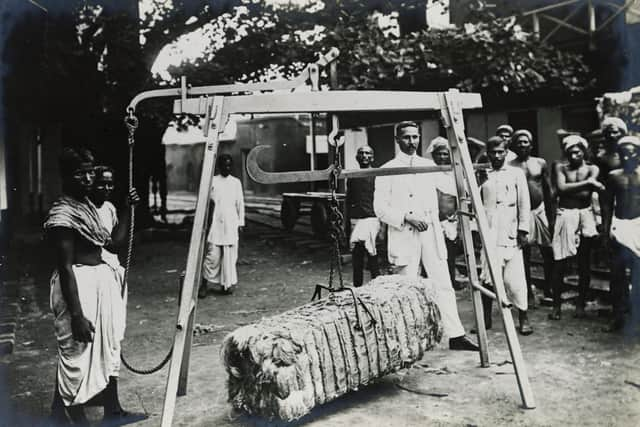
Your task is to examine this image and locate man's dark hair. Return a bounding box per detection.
[394,121,419,137]
[486,136,506,151]
[217,154,233,165]
[59,147,95,178]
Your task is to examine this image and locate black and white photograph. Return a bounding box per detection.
[1,0,640,426]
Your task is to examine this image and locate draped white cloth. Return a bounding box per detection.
[50,264,125,406]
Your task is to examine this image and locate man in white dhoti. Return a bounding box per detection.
[478,137,533,335]
[46,148,144,425]
[346,146,381,287]
[428,136,466,290]
[200,154,245,297]
[508,129,555,305]
[549,135,604,320]
[374,121,478,351]
[602,136,640,334]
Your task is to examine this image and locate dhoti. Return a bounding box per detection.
[480,245,528,311]
[203,243,238,290]
[611,216,640,258]
[349,217,381,256]
[551,207,598,260]
[50,263,126,406]
[529,203,552,246]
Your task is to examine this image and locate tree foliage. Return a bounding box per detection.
[4,0,595,226]
[166,0,594,102]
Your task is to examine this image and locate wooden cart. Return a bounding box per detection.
[280,191,345,237]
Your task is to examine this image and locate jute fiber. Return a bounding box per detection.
[221,275,443,421]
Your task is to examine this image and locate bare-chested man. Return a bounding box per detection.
[508,129,555,305]
[429,136,465,289]
[548,136,604,320]
[594,117,627,184]
[601,136,640,333]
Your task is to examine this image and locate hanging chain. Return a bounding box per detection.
[120,108,173,375]
[327,143,345,291]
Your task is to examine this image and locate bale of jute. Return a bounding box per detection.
[221,275,444,421]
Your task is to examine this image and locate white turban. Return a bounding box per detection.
[496,124,513,135]
[617,135,640,147]
[562,135,588,153]
[601,117,628,134]
[427,136,449,154]
[512,129,533,141]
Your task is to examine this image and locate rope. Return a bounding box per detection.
[123,109,138,294]
[120,108,173,375]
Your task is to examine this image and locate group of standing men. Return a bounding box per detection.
[347,117,640,343]
[43,114,639,423]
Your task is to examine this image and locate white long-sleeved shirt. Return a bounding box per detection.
[480,165,530,248]
[374,151,447,264]
[374,151,440,229]
[207,174,245,245]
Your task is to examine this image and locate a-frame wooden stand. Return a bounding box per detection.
[126,86,535,426]
[440,90,536,408]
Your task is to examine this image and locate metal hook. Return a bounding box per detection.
[327,115,344,147]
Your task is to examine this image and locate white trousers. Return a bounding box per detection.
[394,228,466,338]
[202,243,238,290]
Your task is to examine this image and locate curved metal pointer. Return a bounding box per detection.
[247,145,335,184]
[247,145,490,184]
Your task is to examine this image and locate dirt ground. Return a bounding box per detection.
[2,220,640,427]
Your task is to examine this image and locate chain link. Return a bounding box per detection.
[327,145,345,291]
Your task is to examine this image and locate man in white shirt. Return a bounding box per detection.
[374,121,478,351]
[200,154,245,297]
[478,136,533,335]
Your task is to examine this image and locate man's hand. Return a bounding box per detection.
[588,178,605,192]
[405,213,429,232]
[126,188,141,206]
[238,226,244,233]
[71,314,95,343]
[516,230,529,248]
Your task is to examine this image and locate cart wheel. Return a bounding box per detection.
[311,202,329,238]
[281,198,299,231]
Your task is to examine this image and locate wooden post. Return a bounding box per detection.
[160,96,227,426]
[442,90,536,409]
[439,94,490,368]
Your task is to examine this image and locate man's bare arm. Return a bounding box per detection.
[601,172,616,238]
[541,160,556,226]
[554,163,604,194]
[51,228,95,342]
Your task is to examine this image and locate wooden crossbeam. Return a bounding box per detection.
[174,91,482,116]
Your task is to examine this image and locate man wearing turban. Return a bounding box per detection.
[428,136,466,289]
[508,129,555,306]
[548,135,604,320]
[601,135,640,333]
